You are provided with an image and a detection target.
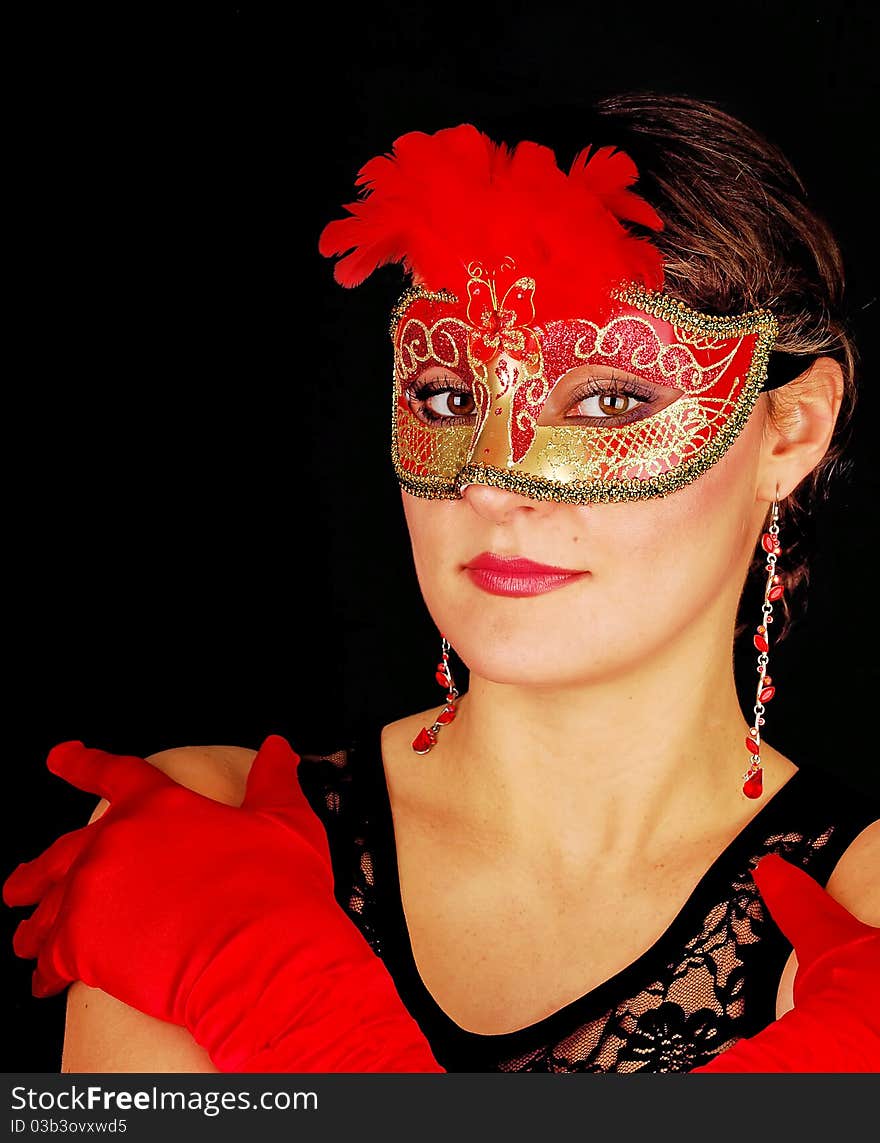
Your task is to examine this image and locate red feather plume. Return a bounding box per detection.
[318,124,665,321]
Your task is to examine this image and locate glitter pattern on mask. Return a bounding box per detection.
[388,283,777,504]
[538,395,719,483]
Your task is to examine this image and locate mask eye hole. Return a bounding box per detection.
[538,368,682,427]
[405,371,478,426]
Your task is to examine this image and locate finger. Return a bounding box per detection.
[47,741,170,804]
[752,853,876,970]
[242,735,330,859]
[32,951,72,998]
[241,735,302,810]
[3,826,92,907]
[12,881,66,960]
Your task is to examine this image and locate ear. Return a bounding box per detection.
[757,356,845,502]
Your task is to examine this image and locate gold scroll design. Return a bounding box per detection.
[465,333,548,466]
[390,281,776,502]
[537,373,744,482]
[506,313,741,467]
[465,258,540,369]
[508,362,551,464]
[536,312,747,480]
[394,312,474,478]
[466,259,541,463]
[571,314,742,394]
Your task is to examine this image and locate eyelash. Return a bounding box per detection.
[406,373,657,424]
[407,376,475,424]
[566,376,657,421]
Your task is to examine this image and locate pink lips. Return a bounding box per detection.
[463,551,589,597]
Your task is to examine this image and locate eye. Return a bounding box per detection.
[405,374,477,426]
[562,375,676,426]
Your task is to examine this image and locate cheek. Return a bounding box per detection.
[401,493,458,560]
[401,493,464,606]
[398,410,765,680]
[594,412,763,614]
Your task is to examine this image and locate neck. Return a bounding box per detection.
[430,609,776,874]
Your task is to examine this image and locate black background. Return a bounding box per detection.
[4,2,879,1071]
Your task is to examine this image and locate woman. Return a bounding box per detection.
[4,93,879,1073]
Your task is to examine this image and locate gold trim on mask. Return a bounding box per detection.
[389,284,778,504]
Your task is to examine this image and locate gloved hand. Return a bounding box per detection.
[7,742,877,1074]
[3,736,443,1073]
[693,852,880,1072]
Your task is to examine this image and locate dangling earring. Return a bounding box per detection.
[743,495,784,799]
[411,634,460,754]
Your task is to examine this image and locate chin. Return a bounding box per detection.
[451,634,612,688]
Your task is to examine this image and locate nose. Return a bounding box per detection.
[458,480,549,521]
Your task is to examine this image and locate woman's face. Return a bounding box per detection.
[402,397,772,686]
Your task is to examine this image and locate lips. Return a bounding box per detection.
[465,552,584,575]
[463,551,588,598]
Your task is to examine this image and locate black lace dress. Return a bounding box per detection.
[294,719,879,1073]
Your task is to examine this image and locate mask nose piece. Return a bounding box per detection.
[465,379,515,469]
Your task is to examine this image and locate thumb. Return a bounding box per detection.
[241,734,302,812]
[241,735,330,862]
[752,853,876,973]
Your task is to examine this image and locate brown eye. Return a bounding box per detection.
[537,367,680,429]
[429,391,476,417]
[561,376,677,426]
[569,388,650,419]
[406,376,477,426]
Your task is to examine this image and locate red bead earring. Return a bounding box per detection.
[411,634,460,754]
[743,497,784,799]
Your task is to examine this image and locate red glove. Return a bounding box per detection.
[7,741,877,1074]
[3,736,443,1073]
[693,852,880,1072]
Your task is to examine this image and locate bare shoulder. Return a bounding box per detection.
[62,982,222,1073]
[86,743,258,826]
[824,816,880,925]
[65,742,258,1073]
[142,743,258,807]
[774,815,879,1020]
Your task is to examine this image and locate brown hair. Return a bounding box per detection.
[588,92,858,642]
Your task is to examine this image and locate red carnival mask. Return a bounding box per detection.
[320,124,787,503]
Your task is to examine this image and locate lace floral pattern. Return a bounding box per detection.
[296,746,876,1073]
[491,829,831,1072]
